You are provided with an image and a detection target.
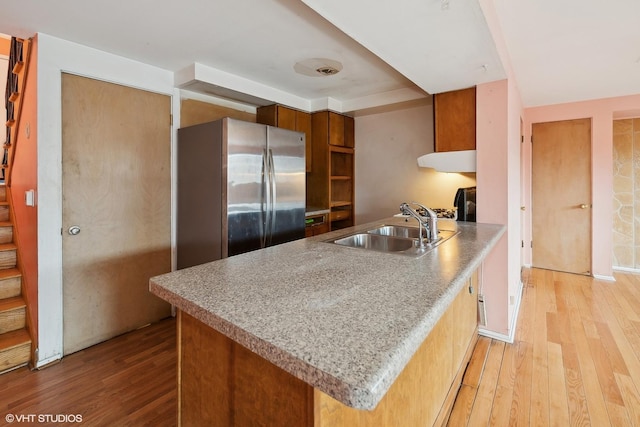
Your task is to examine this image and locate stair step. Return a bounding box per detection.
[0,222,13,244]
[0,269,21,299]
[0,296,26,334]
[0,329,30,373]
[0,203,8,222]
[0,244,16,270]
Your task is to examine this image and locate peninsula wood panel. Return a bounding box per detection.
[314,305,454,427]
[178,311,314,427]
[177,274,479,426]
[451,271,478,370]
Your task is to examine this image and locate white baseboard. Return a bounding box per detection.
[593,274,616,282]
[612,266,640,275]
[35,354,62,369]
[479,327,514,343]
[478,278,524,344]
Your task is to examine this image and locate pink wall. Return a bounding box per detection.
[476,78,525,340]
[476,80,509,336]
[10,36,38,346]
[524,94,640,278]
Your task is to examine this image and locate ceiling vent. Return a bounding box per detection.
[294,58,343,77]
[316,66,340,76]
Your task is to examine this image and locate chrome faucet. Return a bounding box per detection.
[399,201,439,247]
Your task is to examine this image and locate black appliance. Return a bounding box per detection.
[454,186,476,222]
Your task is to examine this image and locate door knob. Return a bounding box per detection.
[68,226,81,235]
[580,204,589,209]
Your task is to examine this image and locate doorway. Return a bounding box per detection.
[531,118,592,275]
[61,74,172,354]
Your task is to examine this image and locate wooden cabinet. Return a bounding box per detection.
[305,213,330,237]
[177,270,480,426]
[259,107,354,234]
[308,111,355,231]
[433,86,476,152]
[451,270,478,370]
[257,104,313,171]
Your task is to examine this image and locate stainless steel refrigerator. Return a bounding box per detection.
[177,117,306,269]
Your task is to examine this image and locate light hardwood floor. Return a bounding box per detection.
[2,269,640,426]
[449,268,640,426]
[0,317,176,426]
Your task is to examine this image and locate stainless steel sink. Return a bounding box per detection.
[333,233,416,252]
[328,225,459,257]
[366,225,421,239]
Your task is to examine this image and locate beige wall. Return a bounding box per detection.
[613,118,640,268]
[354,102,476,225]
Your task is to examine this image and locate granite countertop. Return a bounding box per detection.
[150,217,505,410]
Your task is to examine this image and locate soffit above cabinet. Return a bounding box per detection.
[300,0,506,95]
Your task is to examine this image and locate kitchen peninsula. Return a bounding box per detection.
[150,217,505,426]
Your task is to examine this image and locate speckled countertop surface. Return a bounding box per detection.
[150,217,505,410]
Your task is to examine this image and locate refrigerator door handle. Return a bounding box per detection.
[267,148,277,246]
[261,148,269,249]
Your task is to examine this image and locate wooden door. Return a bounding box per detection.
[531,118,592,275]
[61,74,172,355]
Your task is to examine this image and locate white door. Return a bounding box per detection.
[62,74,172,354]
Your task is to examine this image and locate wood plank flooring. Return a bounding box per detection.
[449,268,640,426]
[2,268,640,426]
[0,317,176,426]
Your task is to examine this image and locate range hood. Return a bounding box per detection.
[417,150,476,173]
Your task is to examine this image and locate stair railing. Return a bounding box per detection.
[4,37,32,187]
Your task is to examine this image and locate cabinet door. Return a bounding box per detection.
[434,86,476,152]
[328,112,345,146]
[451,272,478,371]
[296,110,312,172]
[276,106,297,131]
[344,116,355,148]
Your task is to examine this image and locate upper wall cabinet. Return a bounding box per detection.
[433,87,476,152]
[257,104,312,171]
[326,111,355,148]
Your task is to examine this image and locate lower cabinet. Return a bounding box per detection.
[177,271,479,426]
[305,213,330,237]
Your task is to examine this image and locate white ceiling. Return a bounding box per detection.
[1,0,639,111]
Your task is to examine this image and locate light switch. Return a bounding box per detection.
[25,189,35,207]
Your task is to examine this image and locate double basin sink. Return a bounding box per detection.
[327,224,458,257]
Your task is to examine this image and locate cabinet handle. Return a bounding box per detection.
[468,285,474,294]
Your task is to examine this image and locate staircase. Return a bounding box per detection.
[0,184,30,373]
[0,37,33,373]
